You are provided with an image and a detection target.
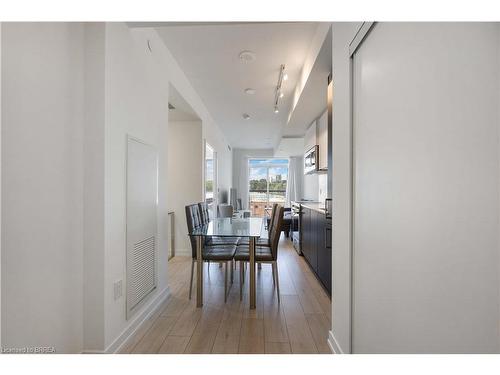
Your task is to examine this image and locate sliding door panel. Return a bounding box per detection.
[352,23,499,353]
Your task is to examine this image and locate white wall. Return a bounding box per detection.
[0,22,3,348]
[103,23,170,349]
[1,23,85,353]
[83,22,106,352]
[167,121,203,255]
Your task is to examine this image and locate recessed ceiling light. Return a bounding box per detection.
[274,107,279,114]
[239,50,256,62]
[279,92,284,98]
[244,88,256,95]
[283,73,289,81]
[242,113,250,120]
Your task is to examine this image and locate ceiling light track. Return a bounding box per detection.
[274,64,286,113]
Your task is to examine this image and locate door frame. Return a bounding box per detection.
[348,21,376,354]
[203,140,217,217]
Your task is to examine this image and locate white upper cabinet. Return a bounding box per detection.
[316,110,328,170]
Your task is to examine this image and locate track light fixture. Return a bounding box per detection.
[274,64,286,114]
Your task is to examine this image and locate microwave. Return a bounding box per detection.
[304,145,319,174]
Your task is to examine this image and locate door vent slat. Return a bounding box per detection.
[128,236,156,310]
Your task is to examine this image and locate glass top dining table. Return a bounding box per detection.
[190,217,264,309]
[191,217,263,237]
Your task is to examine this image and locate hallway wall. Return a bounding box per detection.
[167,121,203,255]
[1,23,85,353]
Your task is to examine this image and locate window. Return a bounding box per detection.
[248,158,289,217]
[205,143,216,215]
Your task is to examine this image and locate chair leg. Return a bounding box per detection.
[273,262,281,304]
[271,262,276,285]
[239,261,243,301]
[224,261,228,303]
[189,258,195,300]
[231,259,234,284]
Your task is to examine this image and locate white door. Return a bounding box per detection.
[126,137,158,318]
[352,23,499,353]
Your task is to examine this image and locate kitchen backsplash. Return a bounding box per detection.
[318,173,327,202]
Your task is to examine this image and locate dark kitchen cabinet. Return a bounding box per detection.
[317,218,332,294]
[301,207,317,272]
[300,206,331,295]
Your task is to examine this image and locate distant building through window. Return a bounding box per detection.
[248,158,289,217]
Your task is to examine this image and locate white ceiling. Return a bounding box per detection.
[157,23,319,149]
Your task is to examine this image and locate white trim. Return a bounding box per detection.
[348,22,375,56]
[328,330,345,354]
[81,286,170,354]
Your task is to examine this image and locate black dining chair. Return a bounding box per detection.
[235,205,284,302]
[237,203,278,247]
[185,204,236,302]
[198,202,239,246]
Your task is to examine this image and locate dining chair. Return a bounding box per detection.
[218,204,234,218]
[235,205,284,302]
[238,203,277,247]
[236,198,242,211]
[185,204,236,302]
[198,202,239,246]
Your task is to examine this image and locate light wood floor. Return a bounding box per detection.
[120,235,332,354]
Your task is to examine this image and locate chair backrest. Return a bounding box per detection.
[269,205,284,261]
[267,203,278,235]
[198,202,210,225]
[218,204,234,218]
[185,204,202,258]
[237,198,242,211]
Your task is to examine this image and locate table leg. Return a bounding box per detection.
[249,236,256,309]
[196,235,203,307]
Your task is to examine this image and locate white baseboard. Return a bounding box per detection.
[99,287,170,354]
[328,330,345,354]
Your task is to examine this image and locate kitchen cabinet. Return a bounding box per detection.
[300,205,331,295]
[301,206,316,271]
[317,110,328,171]
[318,217,332,294]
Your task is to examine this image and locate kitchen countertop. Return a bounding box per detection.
[299,201,326,213]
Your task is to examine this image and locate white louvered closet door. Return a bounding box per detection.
[126,136,158,318]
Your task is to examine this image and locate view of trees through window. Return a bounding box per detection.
[248,158,288,217]
[205,144,215,208]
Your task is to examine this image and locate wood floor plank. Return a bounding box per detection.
[168,303,202,337]
[212,333,240,354]
[132,316,178,353]
[160,295,189,318]
[238,318,265,354]
[130,234,331,355]
[305,313,331,354]
[265,341,292,354]
[158,335,191,354]
[281,295,318,354]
